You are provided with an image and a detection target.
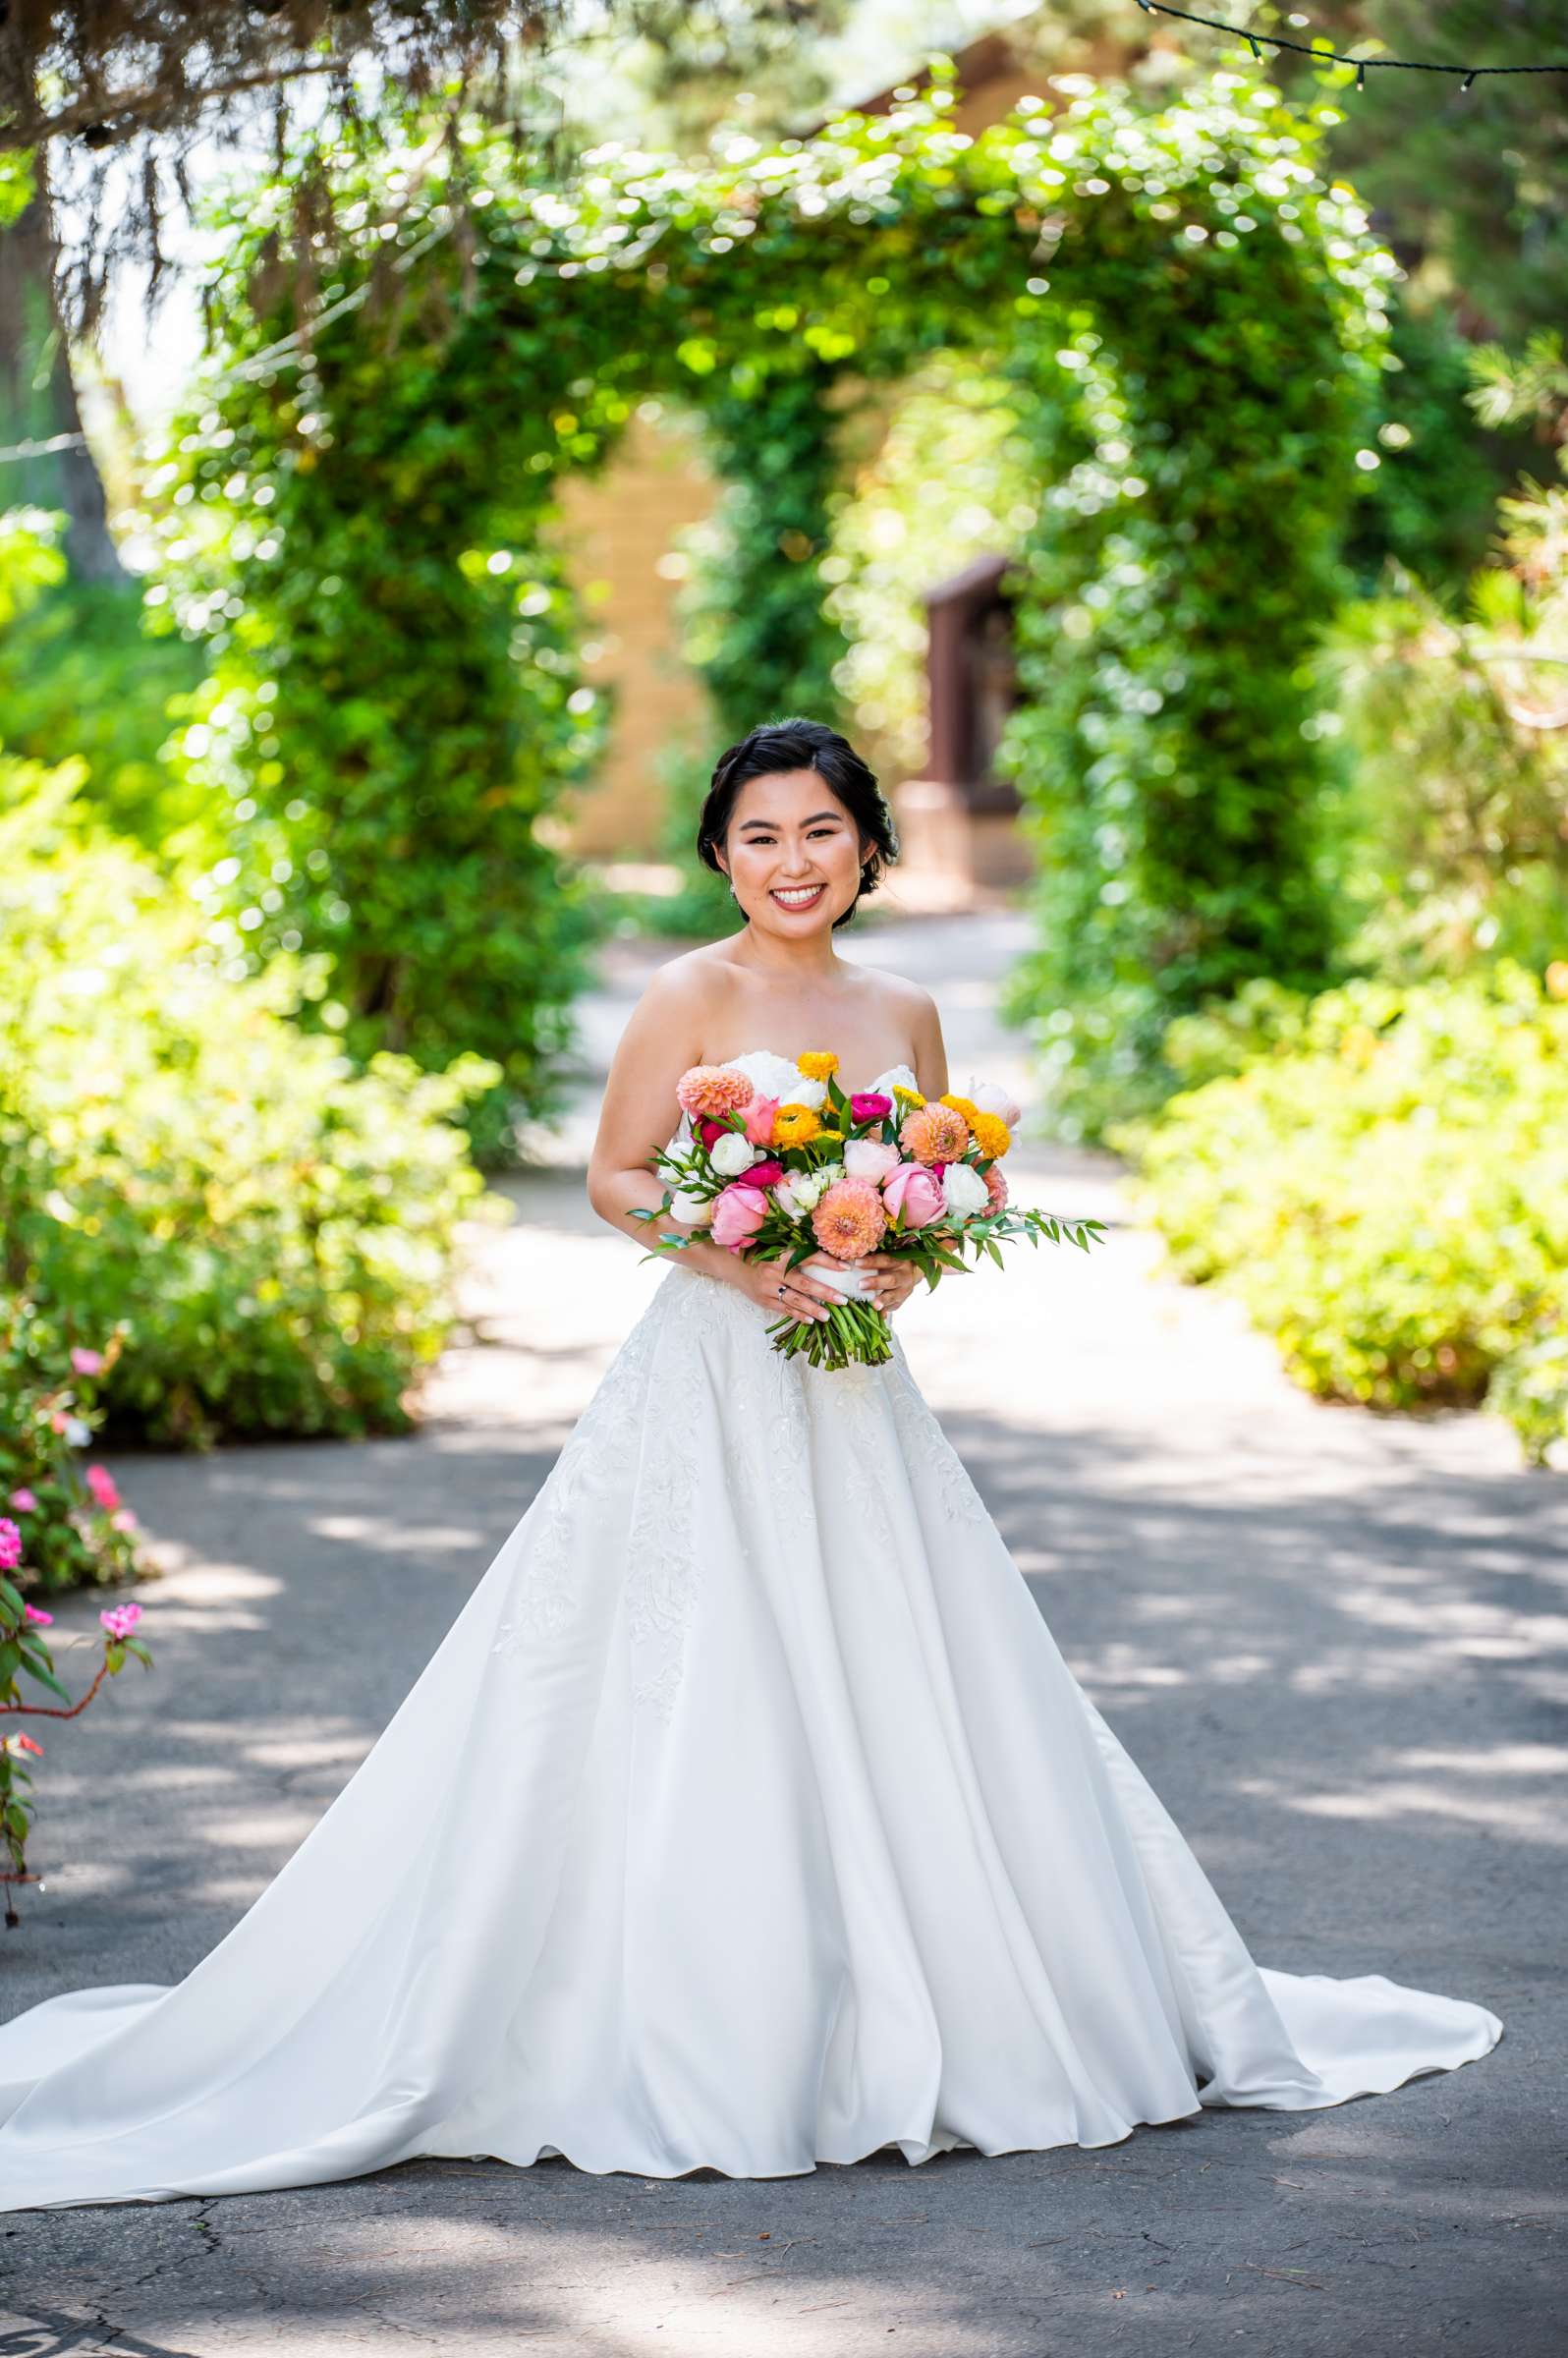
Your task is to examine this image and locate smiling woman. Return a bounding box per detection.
[698,716,899,936]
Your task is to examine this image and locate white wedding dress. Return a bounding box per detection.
[0,1054,1501,2212]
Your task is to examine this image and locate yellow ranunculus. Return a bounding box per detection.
[772,1102,822,1147]
[940,1093,980,1125]
[797,1051,839,1081]
[970,1110,1011,1158]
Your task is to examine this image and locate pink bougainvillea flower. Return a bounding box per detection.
[742,1093,780,1147]
[849,1091,893,1125]
[882,1162,944,1229]
[9,1488,37,1513]
[99,1600,143,1642]
[709,1183,769,1253]
[900,1101,970,1166]
[24,1602,54,1626]
[676,1065,755,1121]
[0,1518,21,1572]
[70,1346,105,1376]
[984,1164,1009,1215]
[84,1465,121,1512]
[7,1732,43,1758]
[811,1178,888,1262]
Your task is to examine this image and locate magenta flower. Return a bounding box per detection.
[850,1091,893,1125]
[746,1159,785,1189]
[24,1602,54,1626]
[70,1346,105,1376]
[84,1465,121,1513]
[99,1600,143,1642]
[7,1732,43,1759]
[0,1519,21,1572]
[9,1488,37,1514]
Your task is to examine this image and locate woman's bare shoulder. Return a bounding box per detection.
[862,965,942,1038]
[624,942,737,1037]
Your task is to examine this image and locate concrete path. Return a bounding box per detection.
[3,913,1563,2357]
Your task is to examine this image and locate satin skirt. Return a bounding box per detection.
[0,1267,1502,2211]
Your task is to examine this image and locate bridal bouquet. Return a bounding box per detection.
[633,1050,1106,1370]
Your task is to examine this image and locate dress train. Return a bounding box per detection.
[0,1257,1501,2213]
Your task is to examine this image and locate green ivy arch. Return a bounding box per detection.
[151,62,1392,1141]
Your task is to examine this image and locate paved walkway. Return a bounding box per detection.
[3,913,1563,2356]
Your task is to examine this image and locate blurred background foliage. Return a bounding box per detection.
[2,0,1566,1561]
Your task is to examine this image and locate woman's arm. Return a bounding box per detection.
[585,961,740,1286]
[910,982,950,1103]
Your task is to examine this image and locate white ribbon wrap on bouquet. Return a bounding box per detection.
[800,1258,875,1303]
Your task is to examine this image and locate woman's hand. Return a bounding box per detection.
[855,1251,922,1317]
[732,1252,854,1325]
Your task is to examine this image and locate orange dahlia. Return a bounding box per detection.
[676,1065,755,1120]
[899,1101,970,1165]
[811,1177,888,1261]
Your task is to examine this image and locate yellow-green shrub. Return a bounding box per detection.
[1110,965,1568,1462]
[2,769,505,1450]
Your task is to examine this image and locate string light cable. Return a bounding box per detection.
[1133,2,1568,90]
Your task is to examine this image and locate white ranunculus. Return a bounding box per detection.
[709,1131,759,1178]
[963,1073,1024,1129]
[941,1160,990,1219]
[670,1189,714,1226]
[790,1166,835,1210]
[788,1075,828,1111]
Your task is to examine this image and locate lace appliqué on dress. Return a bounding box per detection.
[491,1297,663,1658]
[622,1280,715,1724]
[884,1337,993,1530]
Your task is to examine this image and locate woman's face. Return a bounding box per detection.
[715,767,867,935]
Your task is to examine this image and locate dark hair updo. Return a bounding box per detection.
[696,715,900,930]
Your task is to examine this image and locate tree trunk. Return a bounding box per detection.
[0,163,125,587]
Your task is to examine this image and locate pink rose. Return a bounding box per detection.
[850,1092,893,1124]
[743,1094,780,1147]
[9,1488,36,1513]
[70,1346,104,1376]
[709,1182,768,1253]
[844,1138,900,1184]
[85,1465,121,1513]
[882,1162,944,1229]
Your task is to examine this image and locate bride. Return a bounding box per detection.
[0,715,1501,2212]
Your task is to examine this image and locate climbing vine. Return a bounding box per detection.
[152,59,1393,1131]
